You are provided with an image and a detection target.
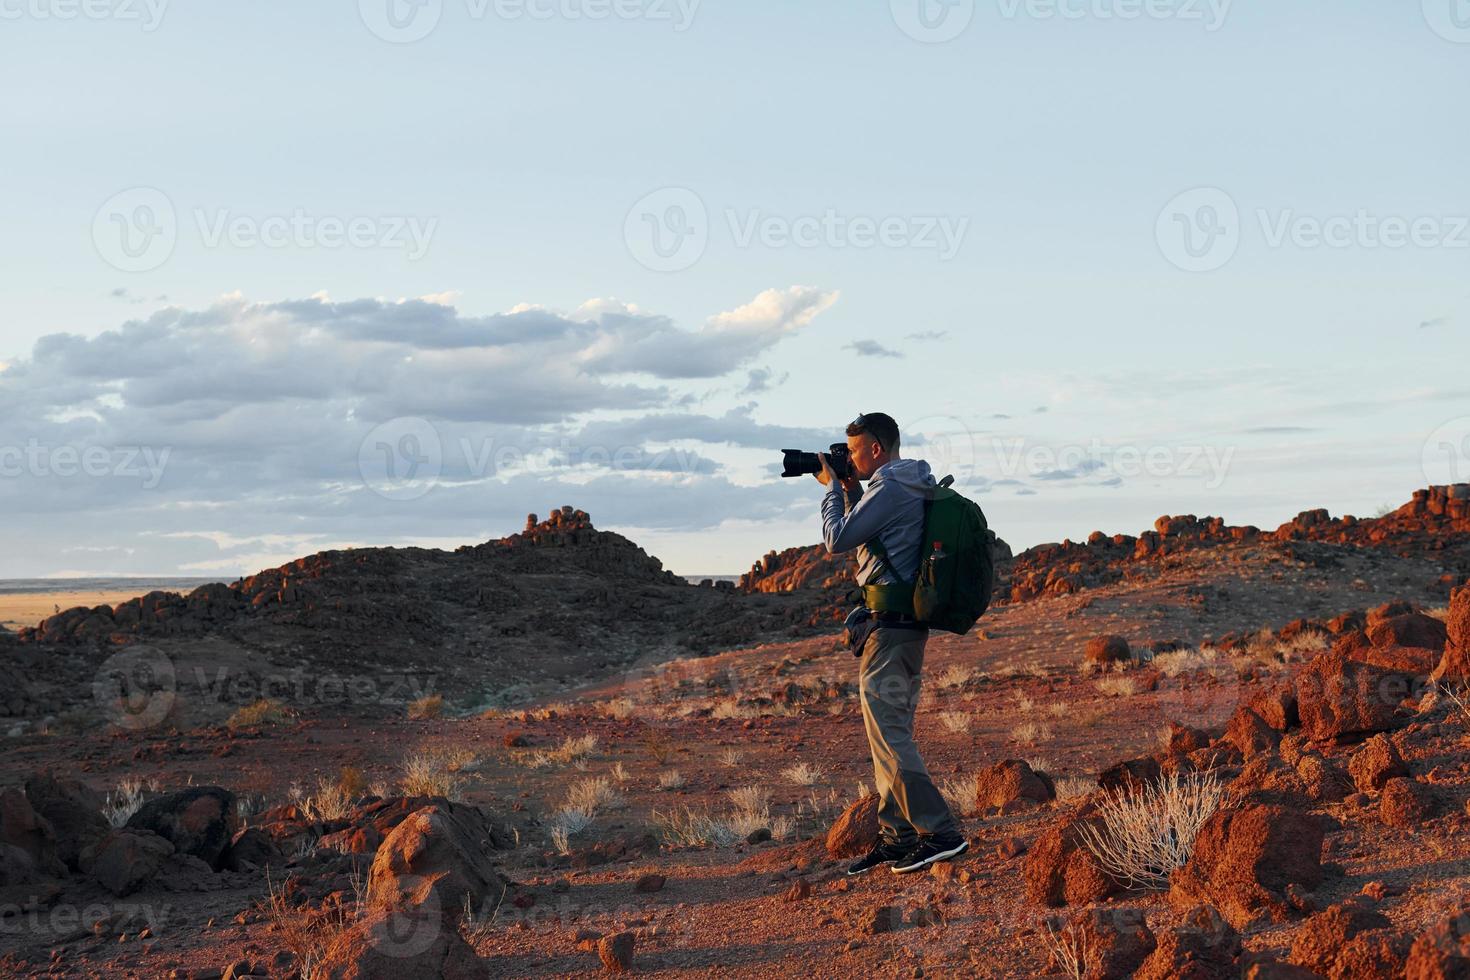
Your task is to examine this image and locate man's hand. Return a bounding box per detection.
[813,452,835,487]
[814,453,861,495]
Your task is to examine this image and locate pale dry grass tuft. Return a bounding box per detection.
[1053,775,1094,803]
[289,776,354,822]
[657,770,687,791]
[1095,676,1141,698]
[399,749,469,799]
[782,762,825,786]
[103,777,145,827]
[938,710,972,734]
[717,748,743,767]
[1009,720,1052,745]
[407,694,443,720]
[939,774,981,818]
[227,698,292,730]
[1072,772,1227,889]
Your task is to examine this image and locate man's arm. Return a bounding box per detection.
[822,478,890,555]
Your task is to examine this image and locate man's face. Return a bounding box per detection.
[847,433,884,479]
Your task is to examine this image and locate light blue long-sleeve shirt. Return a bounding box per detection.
[821,457,937,586]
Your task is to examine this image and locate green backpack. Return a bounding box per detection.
[864,476,997,635]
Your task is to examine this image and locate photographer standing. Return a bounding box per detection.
[816,412,968,875]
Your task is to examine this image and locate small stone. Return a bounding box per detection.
[597,931,635,973]
[634,873,666,893]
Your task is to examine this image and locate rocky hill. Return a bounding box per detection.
[4,507,814,728]
[740,485,1470,622]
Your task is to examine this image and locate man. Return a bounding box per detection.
[816,412,968,875]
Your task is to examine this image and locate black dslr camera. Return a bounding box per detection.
[781,443,851,479]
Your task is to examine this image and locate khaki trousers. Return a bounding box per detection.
[858,626,959,841]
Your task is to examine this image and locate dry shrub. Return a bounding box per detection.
[398,749,474,799]
[290,776,353,822]
[1094,676,1141,698]
[407,694,443,720]
[261,869,362,976]
[782,762,825,786]
[102,777,145,827]
[938,710,972,734]
[1010,720,1052,745]
[228,698,292,730]
[1072,771,1226,889]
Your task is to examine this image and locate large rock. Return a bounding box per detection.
[1097,757,1161,794]
[1169,801,1325,930]
[1135,906,1241,980]
[366,803,510,917]
[80,829,174,896]
[974,760,1055,811]
[24,773,110,871]
[222,827,284,872]
[1289,902,1392,975]
[316,907,482,979]
[1046,907,1155,980]
[1406,905,1470,978]
[1365,613,1447,655]
[1226,706,1282,759]
[825,795,879,860]
[1347,734,1409,795]
[0,787,65,877]
[125,786,238,870]
[1024,804,1123,908]
[1380,777,1437,827]
[1084,635,1131,666]
[1432,584,1470,683]
[1295,652,1412,742]
[0,841,64,912]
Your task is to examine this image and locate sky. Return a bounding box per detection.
[1,0,1468,579]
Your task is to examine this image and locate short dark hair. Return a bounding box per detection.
[846,412,900,453]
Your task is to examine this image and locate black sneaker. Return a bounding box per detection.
[846,837,913,876]
[891,835,969,874]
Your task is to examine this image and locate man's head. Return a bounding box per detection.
[845,412,901,479]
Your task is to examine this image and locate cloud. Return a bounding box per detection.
[741,367,788,394]
[844,340,902,359]
[580,286,838,378]
[906,330,948,341]
[1419,317,1449,329]
[0,289,839,576]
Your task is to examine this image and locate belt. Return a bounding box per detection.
[867,610,926,630]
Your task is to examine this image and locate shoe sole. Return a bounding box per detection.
[846,859,896,877]
[891,840,969,874]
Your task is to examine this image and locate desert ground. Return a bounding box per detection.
[3,490,1470,978]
